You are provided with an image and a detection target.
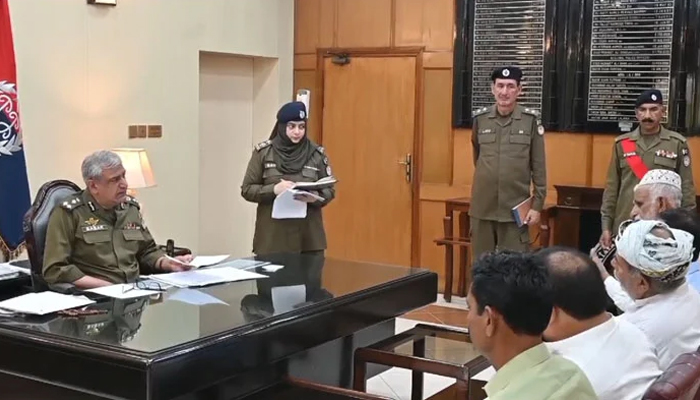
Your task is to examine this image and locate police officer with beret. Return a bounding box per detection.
[241,101,335,255]
[599,89,696,248]
[470,66,547,258]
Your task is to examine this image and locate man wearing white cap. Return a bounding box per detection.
[612,219,700,369]
[594,169,700,310]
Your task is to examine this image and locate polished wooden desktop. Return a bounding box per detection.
[0,252,437,400]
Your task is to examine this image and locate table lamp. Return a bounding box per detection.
[112,148,156,198]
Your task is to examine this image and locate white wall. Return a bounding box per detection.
[199,53,258,256]
[9,0,294,253]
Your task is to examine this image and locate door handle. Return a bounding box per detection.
[397,153,412,183]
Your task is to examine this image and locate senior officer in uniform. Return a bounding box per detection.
[241,101,335,255]
[470,66,547,259]
[42,150,194,289]
[599,89,696,248]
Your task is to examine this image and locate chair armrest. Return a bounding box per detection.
[285,377,393,400]
[48,283,79,294]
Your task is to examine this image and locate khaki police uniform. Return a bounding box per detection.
[42,190,166,285]
[241,140,335,255]
[601,126,696,235]
[469,104,547,258]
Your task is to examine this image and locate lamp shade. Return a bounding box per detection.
[112,148,156,189]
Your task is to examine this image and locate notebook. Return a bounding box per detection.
[511,196,534,227]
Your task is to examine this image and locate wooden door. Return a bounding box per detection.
[321,56,416,266]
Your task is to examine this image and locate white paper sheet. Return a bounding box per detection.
[166,255,230,269]
[0,292,95,315]
[217,259,270,270]
[149,267,268,288]
[272,189,307,219]
[272,285,306,315]
[168,289,229,306]
[86,284,162,299]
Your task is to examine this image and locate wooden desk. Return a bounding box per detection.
[0,253,437,400]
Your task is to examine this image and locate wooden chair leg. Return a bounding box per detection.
[444,244,454,303]
[353,357,368,392]
[457,246,468,297]
[455,378,470,400]
[411,338,426,400]
[457,212,469,297]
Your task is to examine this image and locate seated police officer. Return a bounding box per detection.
[42,150,193,289]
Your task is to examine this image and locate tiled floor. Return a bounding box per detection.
[364,297,484,400]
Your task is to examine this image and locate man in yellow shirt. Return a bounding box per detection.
[466,251,598,399]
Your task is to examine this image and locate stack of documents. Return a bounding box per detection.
[167,255,230,269]
[0,263,21,280]
[272,176,338,220]
[149,266,267,288]
[0,292,95,315]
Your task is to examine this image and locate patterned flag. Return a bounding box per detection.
[0,0,31,260]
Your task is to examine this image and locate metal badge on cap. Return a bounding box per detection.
[502,68,510,77]
[651,94,657,101]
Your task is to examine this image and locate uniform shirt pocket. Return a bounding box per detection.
[509,135,530,145]
[477,133,497,144]
[301,167,319,181]
[654,156,676,169]
[262,165,283,184]
[81,230,111,244]
[123,230,146,241]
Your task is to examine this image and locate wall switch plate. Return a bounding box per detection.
[136,125,148,138]
[147,125,162,138]
[128,125,139,139]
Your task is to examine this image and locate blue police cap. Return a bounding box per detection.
[635,89,663,108]
[491,66,522,83]
[276,101,307,124]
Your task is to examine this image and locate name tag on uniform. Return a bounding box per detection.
[479,129,492,134]
[622,152,637,158]
[82,225,108,233]
[303,166,319,171]
[264,162,276,168]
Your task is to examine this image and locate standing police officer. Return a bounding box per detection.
[241,101,335,255]
[599,89,696,248]
[469,66,547,259]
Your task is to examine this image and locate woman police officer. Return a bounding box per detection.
[241,101,335,255]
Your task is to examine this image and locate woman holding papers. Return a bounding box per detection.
[241,101,336,255]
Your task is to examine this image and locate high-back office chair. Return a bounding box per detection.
[643,351,700,400]
[23,179,81,292]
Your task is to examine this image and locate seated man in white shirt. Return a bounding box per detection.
[538,246,661,400]
[466,250,597,400]
[611,219,700,369]
[595,169,700,310]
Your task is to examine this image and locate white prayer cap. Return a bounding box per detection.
[615,219,694,282]
[634,169,681,192]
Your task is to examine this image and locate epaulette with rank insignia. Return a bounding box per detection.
[522,107,541,118]
[472,107,490,118]
[60,195,85,212]
[667,130,687,144]
[316,146,325,155]
[614,132,635,143]
[122,195,141,210]
[254,140,271,152]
